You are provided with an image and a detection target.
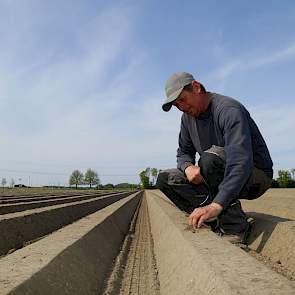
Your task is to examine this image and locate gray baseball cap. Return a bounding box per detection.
[162,72,194,112]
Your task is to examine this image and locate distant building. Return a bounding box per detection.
[14,184,27,188]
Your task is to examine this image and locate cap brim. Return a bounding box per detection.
[162,88,183,112]
[162,102,173,112]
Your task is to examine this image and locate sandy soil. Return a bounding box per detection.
[242,188,295,220]
[242,188,295,281]
[247,249,295,281]
[0,188,129,197]
[103,195,160,295]
[184,189,295,281]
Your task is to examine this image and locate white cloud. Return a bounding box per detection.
[247,43,295,68]
[207,39,295,172]
[0,1,180,185]
[206,42,295,85]
[1,2,294,186]
[0,3,152,184]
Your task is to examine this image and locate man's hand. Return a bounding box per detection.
[188,202,223,228]
[185,165,204,184]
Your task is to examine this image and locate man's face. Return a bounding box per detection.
[173,88,202,117]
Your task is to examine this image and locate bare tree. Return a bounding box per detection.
[291,168,295,180]
[1,178,7,192]
[69,170,84,189]
[10,178,15,188]
[151,168,159,185]
[84,169,100,188]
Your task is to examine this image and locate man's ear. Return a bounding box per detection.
[191,80,201,93]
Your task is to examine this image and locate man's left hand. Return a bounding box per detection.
[188,202,223,228]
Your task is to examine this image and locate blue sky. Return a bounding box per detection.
[0,0,294,186]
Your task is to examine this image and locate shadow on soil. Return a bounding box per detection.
[246,212,291,253]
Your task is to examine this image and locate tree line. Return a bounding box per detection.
[1,167,294,190]
[272,169,295,188]
[69,169,100,188]
[69,169,139,189]
[138,168,295,189]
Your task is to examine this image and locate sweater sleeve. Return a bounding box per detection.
[213,107,253,209]
[177,115,196,171]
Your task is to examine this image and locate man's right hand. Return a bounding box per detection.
[185,165,204,184]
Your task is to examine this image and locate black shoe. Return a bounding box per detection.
[218,201,249,235]
[221,218,254,248]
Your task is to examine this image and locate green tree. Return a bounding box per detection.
[69,170,84,189]
[277,170,292,188]
[139,167,160,188]
[139,169,150,188]
[291,168,295,180]
[84,168,100,188]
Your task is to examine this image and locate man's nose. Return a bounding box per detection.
[179,104,188,112]
[177,105,185,112]
[177,102,185,110]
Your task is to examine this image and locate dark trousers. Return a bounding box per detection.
[156,151,272,234]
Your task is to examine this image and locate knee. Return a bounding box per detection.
[199,152,216,174]
[199,152,225,178]
[156,169,182,190]
[156,170,169,190]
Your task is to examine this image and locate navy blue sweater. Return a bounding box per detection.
[176,93,273,208]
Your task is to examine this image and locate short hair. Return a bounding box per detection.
[183,82,206,93]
